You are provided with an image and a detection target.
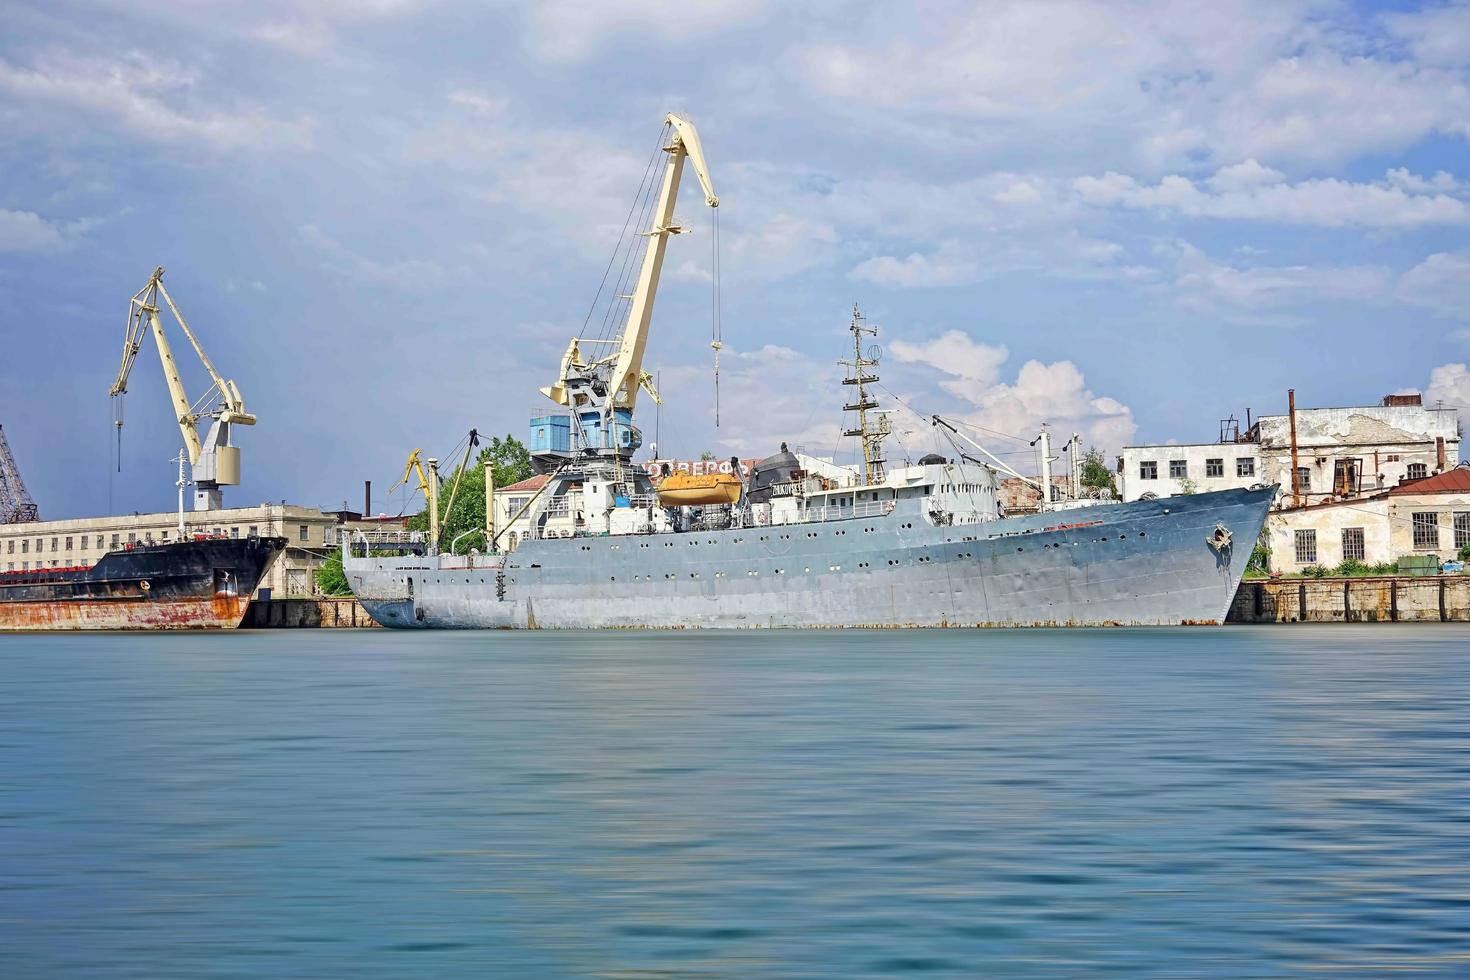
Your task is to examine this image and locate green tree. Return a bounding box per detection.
[407,433,534,553]
[1078,447,1117,496]
[316,552,352,596]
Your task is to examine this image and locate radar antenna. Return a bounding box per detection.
[840,304,890,486]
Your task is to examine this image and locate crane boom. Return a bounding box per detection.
[109,267,256,511]
[541,113,718,424]
[390,449,440,554]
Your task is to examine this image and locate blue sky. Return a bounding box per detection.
[2,0,1467,519]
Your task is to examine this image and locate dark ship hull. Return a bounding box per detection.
[0,536,286,631]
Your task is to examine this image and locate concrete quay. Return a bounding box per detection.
[1228,576,1470,623]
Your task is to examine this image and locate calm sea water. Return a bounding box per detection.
[1,626,1467,978]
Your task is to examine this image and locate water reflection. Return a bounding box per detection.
[1,625,1467,976]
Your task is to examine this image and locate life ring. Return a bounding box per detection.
[139,580,151,591]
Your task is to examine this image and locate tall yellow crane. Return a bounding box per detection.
[110,267,256,511]
[540,113,718,456]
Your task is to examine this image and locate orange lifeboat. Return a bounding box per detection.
[656,472,743,507]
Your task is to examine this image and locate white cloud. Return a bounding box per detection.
[447,89,509,116]
[524,0,774,61]
[1425,363,1470,443]
[889,331,1009,402]
[651,343,845,458]
[890,329,1136,455]
[1207,159,1286,192]
[0,51,313,150]
[248,20,336,55]
[1157,241,1389,326]
[851,241,978,288]
[0,210,67,252]
[1208,53,1470,166]
[1075,165,1470,228]
[1398,250,1470,320]
[1384,1,1470,68]
[298,224,451,287]
[789,1,1470,170]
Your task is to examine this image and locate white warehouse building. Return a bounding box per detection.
[1119,393,1460,509]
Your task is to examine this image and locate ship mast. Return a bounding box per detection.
[840,304,890,486]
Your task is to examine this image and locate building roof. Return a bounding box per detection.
[499,474,549,492]
[1389,468,1470,495]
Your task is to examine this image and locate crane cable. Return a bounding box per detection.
[711,204,722,427]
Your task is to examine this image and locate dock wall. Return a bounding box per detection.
[1228,576,1470,623]
[242,597,380,628]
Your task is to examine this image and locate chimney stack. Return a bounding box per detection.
[364,480,372,516]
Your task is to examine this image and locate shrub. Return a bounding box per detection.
[1335,557,1368,577]
[1303,564,1331,578]
[1247,544,1270,574]
[1460,542,1470,562]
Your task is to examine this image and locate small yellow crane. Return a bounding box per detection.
[109,267,255,511]
[390,449,440,554]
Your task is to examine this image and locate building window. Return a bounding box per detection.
[298,524,309,542]
[1342,527,1365,562]
[1406,463,1427,481]
[1294,529,1317,565]
[231,527,240,539]
[5,540,11,554]
[1236,458,1255,477]
[64,537,72,551]
[1455,513,1470,549]
[1412,512,1439,551]
[111,534,120,549]
[34,538,41,552]
[1332,459,1360,496]
[1169,459,1187,479]
[50,537,58,552]
[1385,454,1400,463]
[21,540,28,554]
[248,526,258,537]
[1138,460,1157,480]
[128,532,137,544]
[1205,458,1223,478]
[1295,467,1311,493]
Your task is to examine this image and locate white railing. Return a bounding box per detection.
[771,499,896,525]
[340,528,427,553]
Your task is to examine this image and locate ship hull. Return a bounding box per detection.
[0,537,286,632]
[347,486,1274,630]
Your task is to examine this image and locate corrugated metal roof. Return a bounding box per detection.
[500,475,550,492]
[1389,468,1470,495]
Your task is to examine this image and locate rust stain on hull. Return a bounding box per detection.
[0,596,251,631]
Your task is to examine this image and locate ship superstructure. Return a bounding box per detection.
[343,112,1273,629]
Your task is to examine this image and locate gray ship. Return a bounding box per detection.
[344,470,1272,629]
[342,112,1273,629]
